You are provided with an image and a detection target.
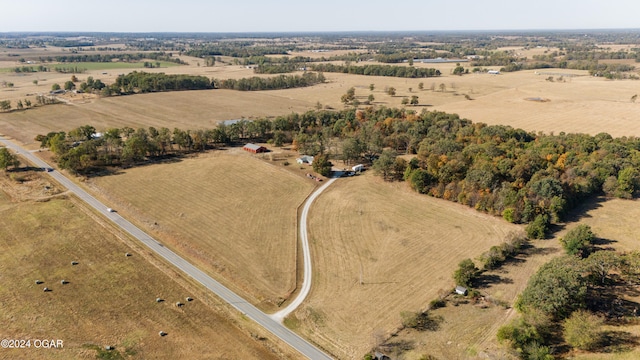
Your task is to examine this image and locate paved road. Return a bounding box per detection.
[271,177,337,322]
[0,137,333,360]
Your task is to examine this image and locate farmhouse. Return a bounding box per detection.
[296,155,314,165]
[243,143,267,153]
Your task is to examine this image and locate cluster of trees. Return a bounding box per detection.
[213,72,324,91]
[452,231,528,288]
[79,76,107,93]
[1,97,43,112]
[498,243,640,357]
[253,63,301,74]
[0,147,20,170]
[309,63,441,78]
[358,111,640,233]
[53,65,87,74]
[36,118,286,174]
[242,55,312,66]
[186,44,292,58]
[142,61,162,68]
[112,72,213,94]
[48,52,185,64]
[12,65,48,73]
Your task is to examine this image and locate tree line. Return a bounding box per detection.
[368,110,639,235]
[186,44,292,58]
[309,63,441,78]
[213,72,325,91]
[48,52,185,64]
[35,107,640,236]
[110,71,213,94]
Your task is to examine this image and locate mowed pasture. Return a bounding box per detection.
[0,173,288,360]
[293,173,521,359]
[87,150,315,311]
[388,197,640,359]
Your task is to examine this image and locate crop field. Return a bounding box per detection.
[87,150,315,311]
[290,173,521,359]
[0,171,289,360]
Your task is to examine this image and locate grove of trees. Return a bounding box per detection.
[309,63,441,78]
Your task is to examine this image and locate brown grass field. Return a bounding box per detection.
[2,45,640,359]
[377,196,640,360]
[565,198,640,360]
[287,172,521,359]
[86,149,315,311]
[0,170,296,360]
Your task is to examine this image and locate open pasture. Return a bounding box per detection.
[0,88,313,146]
[87,150,315,311]
[383,196,640,359]
[290,173,521,359]
[0,172,288,360]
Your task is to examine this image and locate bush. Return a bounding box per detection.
[400,311,443,331]
[497,317,544,353]
[516,256,587,319]
[429,298,446,309]
[560,224,595,257]
[453,258,479,287]
[526,214,549,239]
[563,310,603,351]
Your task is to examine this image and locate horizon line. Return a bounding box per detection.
[2,28,640,35]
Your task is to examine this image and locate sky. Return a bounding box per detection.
[2,0,640,33]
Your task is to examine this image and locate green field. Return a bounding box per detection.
[0,61,182,73]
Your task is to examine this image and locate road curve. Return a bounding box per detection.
[0,136,333,360]
[271,177,337,322]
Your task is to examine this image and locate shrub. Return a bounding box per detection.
[560,224,595,257]
[526,214,549,239]
[497,317,543,353]
[453,258,479,287]
[563,310,603,351]
[429,298,446,309]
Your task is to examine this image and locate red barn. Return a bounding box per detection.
[243,143,267,153]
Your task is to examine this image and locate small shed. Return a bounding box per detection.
[296,155,314,165]
[243,143,267,153]
[352,164,365,172]
[455,286,468,295]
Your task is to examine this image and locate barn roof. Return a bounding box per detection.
[243,143,264,151]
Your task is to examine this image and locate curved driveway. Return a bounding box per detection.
[271,177,337,322]
[0,136,332,360]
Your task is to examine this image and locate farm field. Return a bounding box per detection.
[386,196,640,359]
[293,172,521,359]
[0,171,291,360]
[86,150,316,312]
